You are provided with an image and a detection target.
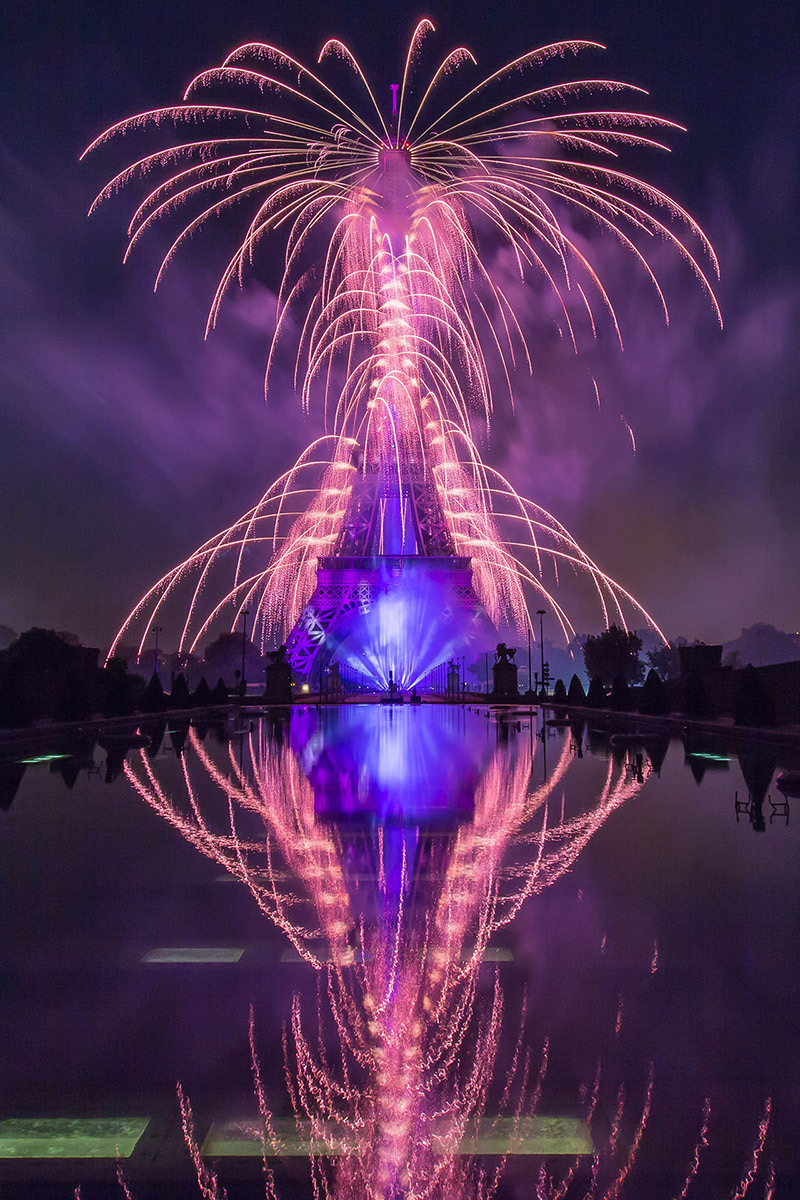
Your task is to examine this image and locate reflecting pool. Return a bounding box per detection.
[1,705,799,1197]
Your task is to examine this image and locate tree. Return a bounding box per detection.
[0,672,30,728]
[552,679,567,703]
[586,677,606,708]
[169,672,192,709]
[193,677,212,706]
[210,677,229,705]
[647,641,683,681]
[56,673,92,721]
[682,672,713,719]
[567,674,586,705]
[142,673,167,713]
[0,625,17,652]
[203,633,264,688]
[583,625,643,687]
[639,668,670,715]
[102,656,139,716]
[1,628,100,722]
[734,666,776,728]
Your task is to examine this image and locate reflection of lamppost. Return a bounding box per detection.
[152,625,162,681]
[240,609,250,698]
[536,609,546,698]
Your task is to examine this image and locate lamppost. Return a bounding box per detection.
[152,625,162,681]
[240,609,250,698]
[537,609,546,698]
[527,623,533,697]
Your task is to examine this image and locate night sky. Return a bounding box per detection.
[2,0,799,650]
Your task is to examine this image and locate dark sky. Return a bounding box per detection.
[2,0,799,649]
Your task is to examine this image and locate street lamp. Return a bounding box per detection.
[240,609,250,698]
[536,609,546,698]
[527,623,533,696]
[152,625,162,681]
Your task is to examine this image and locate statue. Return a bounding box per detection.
[264,644,293,705]
[326,660,343,698]
[492,643,518,699]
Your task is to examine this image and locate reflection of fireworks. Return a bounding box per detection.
[123,720,643,1195]
[119,720,776,1198]
[85,24,718,662]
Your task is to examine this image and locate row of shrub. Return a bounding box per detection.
[550,666,777,727]
[0,628,249,729]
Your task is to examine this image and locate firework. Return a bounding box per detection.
[85,23,718,671]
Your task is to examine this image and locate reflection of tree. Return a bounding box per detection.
[122,722,774,1199]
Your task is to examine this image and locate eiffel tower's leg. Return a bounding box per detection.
[286,569,376,681]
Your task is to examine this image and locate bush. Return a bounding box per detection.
[102,657,136,716]
[142,673,167,713]
[586,677,606,708]
[734,666,776,728]
[56,674,92,721]
[567,674,586,705]
[683,671,713,719]
[610,674,630,711]
[552,679,567,703]
[639,668,670,715]
[169,672,192,709]
[0,674,30,728]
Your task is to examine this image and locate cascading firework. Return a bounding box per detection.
[84,21,719,677]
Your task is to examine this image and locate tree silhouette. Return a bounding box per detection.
[102,657,140,716]
[682,672,713,719]
[583,625,643,686]
[56,674,92,721]
[610,674,630,711]
[552,679,567,703]
[142,673,167,713]
[734,666,776,728]
[639,668,670,715]
[169,672,192,709]
[647,641,683,681]
[586,677,606,708]
[567,674,586,705]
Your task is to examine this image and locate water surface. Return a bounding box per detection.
[1,705,798,1197]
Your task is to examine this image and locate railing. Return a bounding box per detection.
[318,555,471,571]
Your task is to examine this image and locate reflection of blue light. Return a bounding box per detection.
[292,705,489,826]
[336,563,482,691]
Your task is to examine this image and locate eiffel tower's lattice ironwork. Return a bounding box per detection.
[285,465,488,682]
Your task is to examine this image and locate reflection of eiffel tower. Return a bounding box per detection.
[286,460,489,683]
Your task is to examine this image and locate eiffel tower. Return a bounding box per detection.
[285,455,490,688]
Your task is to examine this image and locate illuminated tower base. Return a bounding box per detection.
[285,468,492,689]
